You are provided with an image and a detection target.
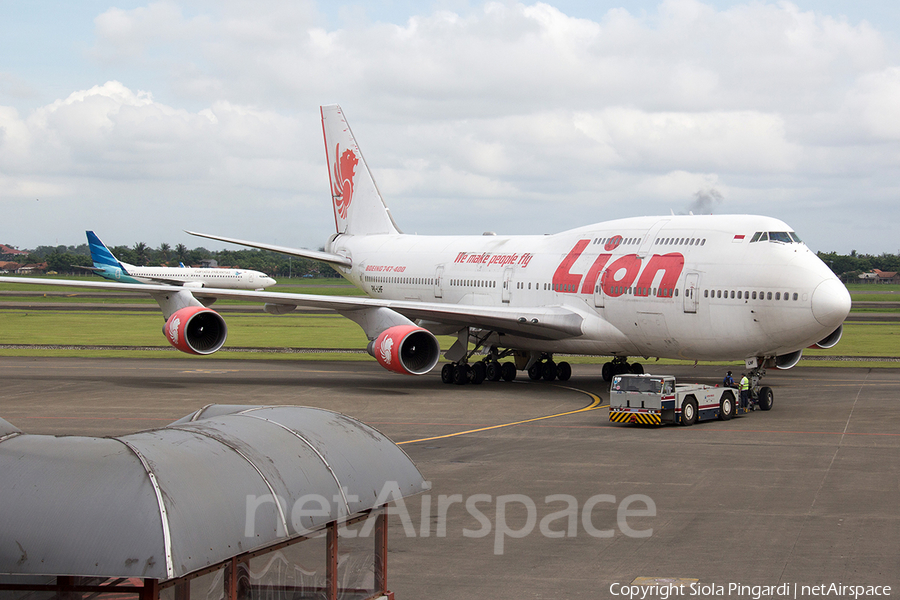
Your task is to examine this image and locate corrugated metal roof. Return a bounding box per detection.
[0,405,425,581]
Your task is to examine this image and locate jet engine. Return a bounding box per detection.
[811,324,843,349]
[773,349,803,370]
[163,306,228,355]
[367,325,440,375]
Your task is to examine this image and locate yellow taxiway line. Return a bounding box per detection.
[397,384,607,446]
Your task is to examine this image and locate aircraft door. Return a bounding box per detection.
[434,265,444,298]
[683,272,699,313]
[593,270,605,308]
[502,267,514,303]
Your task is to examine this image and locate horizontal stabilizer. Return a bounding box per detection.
[185,231,352,268]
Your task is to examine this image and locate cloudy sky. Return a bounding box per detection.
[2,1,898,255]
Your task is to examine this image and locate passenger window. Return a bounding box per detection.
[704,290,709,298]
[730,291,735,299]
[767,292,772,300]
[775,292,781,300]
[793,293,798,300]
[752,291,757,300]
[717,290,721,298]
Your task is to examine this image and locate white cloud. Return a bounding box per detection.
[1,1,898,253]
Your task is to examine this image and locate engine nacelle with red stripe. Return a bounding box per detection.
[163,306,228,355]
[367,325,440,375]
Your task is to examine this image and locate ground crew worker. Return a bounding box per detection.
[739,373,751,410]
[723,371,736,387]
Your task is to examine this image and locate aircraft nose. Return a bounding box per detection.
[811,278,851,328]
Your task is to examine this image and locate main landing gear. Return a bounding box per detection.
[440,348,572,386]
[526,354,572,382]
[441,360,517,385]
[441,357,573,385]
[601,357,643,382]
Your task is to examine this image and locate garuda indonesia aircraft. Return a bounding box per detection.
[80,230,276,290]
[1,105,851,391]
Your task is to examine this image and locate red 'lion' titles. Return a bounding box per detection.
[552,240,684,298]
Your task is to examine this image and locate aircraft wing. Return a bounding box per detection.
[0,276,583,340]
[185,231,352,268]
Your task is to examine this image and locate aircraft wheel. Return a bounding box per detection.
[528,363,543,381]
[542,360,558,381]
[757,386,774,411]
[681,397,698,426]
[441,363,455,384]
[601,362,613,382]
[501,362,517,382]
[718,392,734,421]
[485,361,502,382]
[630,362,644,375]
[471,362,486,385]
[557,361,572,381]
[453,364,470,385]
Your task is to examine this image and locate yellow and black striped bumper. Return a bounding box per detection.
[609,409,662,425]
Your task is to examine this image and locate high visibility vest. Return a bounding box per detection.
[739,377,750,391]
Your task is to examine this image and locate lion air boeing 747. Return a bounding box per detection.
[1,105,851,396]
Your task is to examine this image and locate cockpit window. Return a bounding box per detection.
[749,231,803,244]
[769,232,792,243]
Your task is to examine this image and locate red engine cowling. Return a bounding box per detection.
[163,306,228,355]
[368,325,440,375]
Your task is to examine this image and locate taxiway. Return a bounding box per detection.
[1,357,897,598]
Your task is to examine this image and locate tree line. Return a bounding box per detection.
[815,251,900,282]
[14,243,339,278]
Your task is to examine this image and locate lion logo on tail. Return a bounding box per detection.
[332,144,359,220]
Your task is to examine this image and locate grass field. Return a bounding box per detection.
[0,308,896,369]
[0,275,896,367]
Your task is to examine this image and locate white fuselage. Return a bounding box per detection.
[105,264,276,290]
[329,214,850,362]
